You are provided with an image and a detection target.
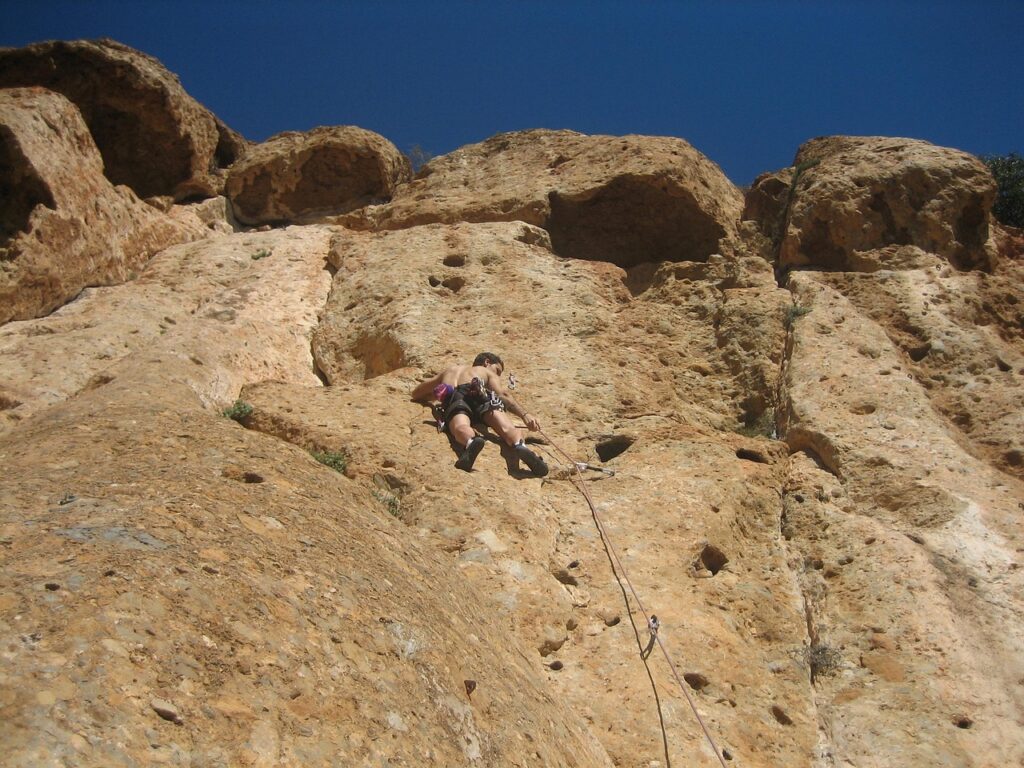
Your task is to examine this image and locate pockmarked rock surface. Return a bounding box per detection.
[0,88,206,324]
[747,136,998,272]
[0,38,246,200]
[779,270,1024,766]
[0,226,334,433]
[341,129,745,268]
[225,126,411,226]
[2,39,1024,767]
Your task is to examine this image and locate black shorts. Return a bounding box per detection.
[445,383,505,425]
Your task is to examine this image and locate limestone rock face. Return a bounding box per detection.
[2,46,1024,766]
[779,263,1024,765]
[747,136,998,271]
[225,126,411,226]
[342,129,745,268]
[0,221,613,767]
[0,39,246,200]
[0,88,205,324]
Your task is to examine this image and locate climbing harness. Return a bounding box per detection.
[539,427,730,768]
[432,383,454,432]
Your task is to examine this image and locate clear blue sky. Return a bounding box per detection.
[2,0,1020,185]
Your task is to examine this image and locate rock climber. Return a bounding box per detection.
[411,352,548,476]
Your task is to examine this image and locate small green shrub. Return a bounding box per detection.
[983,152,1024,227]
[407,144,434,173]
[311,450,347,474]
[373,489,401,518]
[251,249,272,260]
[785,304,812,328]
[804,642,842,680]
[222,400,254,422]
[737,409,776,438]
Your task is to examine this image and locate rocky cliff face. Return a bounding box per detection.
[2,39,1022,768]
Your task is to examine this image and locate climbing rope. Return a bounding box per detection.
[538,427,730,768]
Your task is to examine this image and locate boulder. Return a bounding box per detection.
[0,87,205,325]
[0,38,246,200]
[747,136,997,271]
[225,126,411,226]
[341,129,745,268]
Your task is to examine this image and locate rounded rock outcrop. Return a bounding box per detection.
[747,136,997,272]
[343,129,744,268]
[0,87,204,324]
[0,38,246,201]
[224,126,411,226]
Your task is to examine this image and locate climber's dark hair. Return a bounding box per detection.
[473,352,503,368]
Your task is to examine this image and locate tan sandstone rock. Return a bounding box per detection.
[225,126,411,226]
[0,87,206,324]
[0,38,247,200]
[340,129,745,268]
[746,136,998,272]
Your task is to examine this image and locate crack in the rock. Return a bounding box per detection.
[774,273,841,766]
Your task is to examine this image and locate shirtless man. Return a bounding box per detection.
[411,352,548,476]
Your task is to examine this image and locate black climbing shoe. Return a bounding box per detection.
[455,436,486,472]
[515,443,548,477]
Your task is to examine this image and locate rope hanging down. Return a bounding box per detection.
[538,427,730,768]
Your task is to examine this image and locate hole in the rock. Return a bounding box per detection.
[952,202,988,269]
[722,749,733,761]
[908,344,930,362]
[344,301,358,311]
[792,446,839,478]
[568,560,580,569]
[374,473,410,495]
[312,357,330,386]
[442,276,465,292]
[44,582,60,591]
[552,569,578,586]
[603,615,621,627]
[771,705,793,726]
[350,332,407,379]
[82,373,115,393]
[850,402,877,415]
[595,434,634,462]
[683,672,709,691]
[0,124,56,244]
[428,275,441,287]
[1004,449,1023,467]
[546,177,727,268]
[443,253,467,267]
[699,544,729,575]
[736,448,769,464]
[867,192,913,249]
[953,715,973,729]
[214,123,243,169]
[546,660,564,671]
[996,357,1011,372]
[222,467,265,484]
[0,393,23,410]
